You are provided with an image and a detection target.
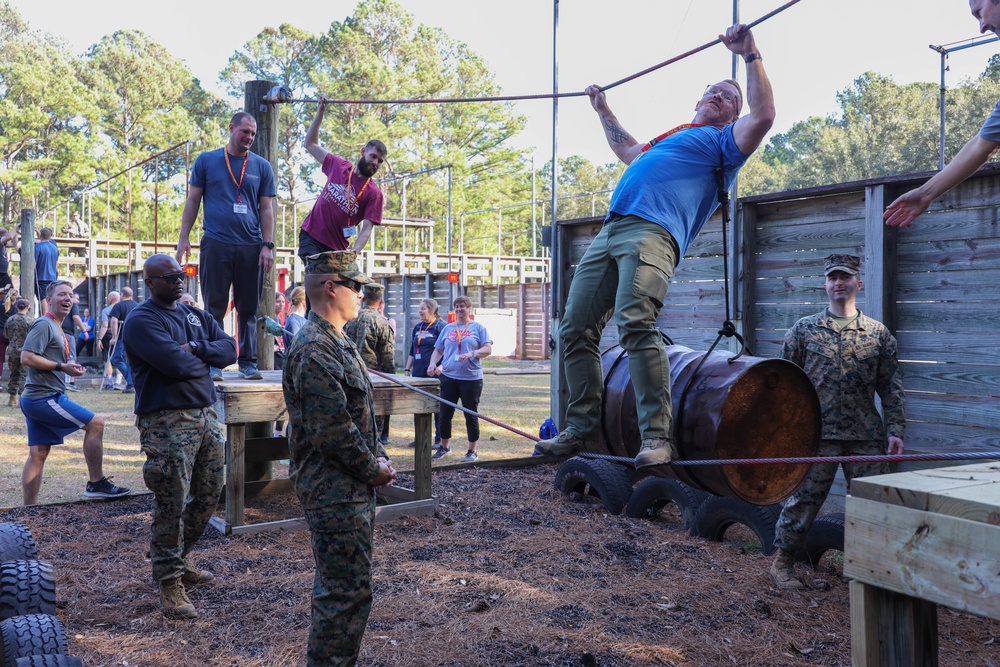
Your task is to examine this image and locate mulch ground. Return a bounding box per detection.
[2,463,998,667]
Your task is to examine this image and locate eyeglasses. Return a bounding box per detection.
[704,86,738,103]
[150,271,185,283]
[328,278,364,294]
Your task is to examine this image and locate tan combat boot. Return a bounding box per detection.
[160,577,198,619]
[634,437,678,468]
[8,394,17,408]
[181,562,215,586]
[769,548,805,590]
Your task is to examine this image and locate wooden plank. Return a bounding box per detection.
[844,496,1000,620]
[244,436,290,464]
[886,205,1000,244]
[849,580,939,667]
[754,191,867,225]
[754,217,865,250]
[225,424,245,529]
[374,497,438,522]
[904,420,1000,453]
[896,331,1000,365]
[865,184,894,327]
[414,413,432,500]
[896,236,1000,273]
[849,463,1000,509]
[905,393,1000,430]
[897,267,1000,300]
[899,359,1000,396]
[897,301,1000,333]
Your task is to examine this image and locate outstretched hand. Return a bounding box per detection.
[585,85,609,114]
[883,189,931,228]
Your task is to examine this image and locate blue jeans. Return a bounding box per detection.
[111,339,133,388]
[559,214,678,441]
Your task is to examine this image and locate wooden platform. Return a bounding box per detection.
[844,461,1000,666]
[208,370,440,535]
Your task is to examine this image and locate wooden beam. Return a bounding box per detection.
[850,580,939,667]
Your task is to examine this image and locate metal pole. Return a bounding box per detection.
[402,179,407,255]
[530,156,537,257]
[936,46,947,170]
[20,210,36,315]
[448,165,454,304]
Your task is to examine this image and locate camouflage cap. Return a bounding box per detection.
[823,253,861,276]
[304,251,371,283]
[362,283,384,300]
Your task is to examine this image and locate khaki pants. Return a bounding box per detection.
[559,214,678,442]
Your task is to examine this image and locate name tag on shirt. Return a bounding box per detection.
[233,202,248,215]
[343,225,357,238]
[415,353,421,360]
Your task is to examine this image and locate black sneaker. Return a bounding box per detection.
[380,435,390,446]
[84,476,131,498]
[431,446,451,460]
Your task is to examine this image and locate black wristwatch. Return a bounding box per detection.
[189,341,199,355]
[262,241,275,250]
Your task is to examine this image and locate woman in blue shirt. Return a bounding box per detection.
[405,298,446,446]
[428,296,492,462]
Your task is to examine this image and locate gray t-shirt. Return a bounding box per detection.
[980,100,1000,142]
[21,316,68,398]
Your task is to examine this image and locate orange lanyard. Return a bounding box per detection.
[223,149,248,203]
[345,164,371,212]
[455,321,471,345]
[417,319,437,343]
[45,313,70,361]
[641,124,706,152]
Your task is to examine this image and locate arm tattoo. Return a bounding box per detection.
[602,115,631,144]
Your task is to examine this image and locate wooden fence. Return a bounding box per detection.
[77,269,552,365]
[554,162,1000,469]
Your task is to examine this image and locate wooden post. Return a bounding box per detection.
[245,79,279,373]
[20,210,36,315]
[244,79,280,486]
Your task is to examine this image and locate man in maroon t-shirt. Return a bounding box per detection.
[298,98,387,258]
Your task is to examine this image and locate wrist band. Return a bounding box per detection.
[744,53,761,64]
[56,362,63,372]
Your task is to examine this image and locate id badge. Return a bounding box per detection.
[415,353,421,360]
[343,225,358,237]
[233,202,248,215]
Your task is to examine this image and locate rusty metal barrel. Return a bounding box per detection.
[600,343,820,505]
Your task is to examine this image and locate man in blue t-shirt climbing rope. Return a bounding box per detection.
[535,23,776,469]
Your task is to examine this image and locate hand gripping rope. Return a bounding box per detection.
[262,0,803,107]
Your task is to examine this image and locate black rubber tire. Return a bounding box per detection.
[0,561,57,620]
[15,656,84,667]
[691,496,783,555]
[553,456,634,515]
[0,614,68,666]
[794,512,846,565]
[624,478,710,530]
[0,524,38,563]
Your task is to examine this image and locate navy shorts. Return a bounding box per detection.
[20,393,95,446]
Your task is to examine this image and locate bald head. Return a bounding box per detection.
[143,253,179,277]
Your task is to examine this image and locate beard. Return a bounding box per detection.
[356,159,377,178]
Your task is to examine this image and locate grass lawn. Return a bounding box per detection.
[0,367,552,508]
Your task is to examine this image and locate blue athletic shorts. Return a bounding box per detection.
[20,393,95,446]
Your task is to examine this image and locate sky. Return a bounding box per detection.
[12,0,1000,165]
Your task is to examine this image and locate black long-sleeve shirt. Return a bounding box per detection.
[122,300,237,415]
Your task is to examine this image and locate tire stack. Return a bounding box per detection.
[0,523,83,667]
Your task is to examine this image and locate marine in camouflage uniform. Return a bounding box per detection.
[123,254,238,619]
[343,283,395,439]
[5,303,34,398]
[771,254,905,589]
[284,251,394,667]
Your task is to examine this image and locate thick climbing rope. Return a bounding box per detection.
[267,0,802,107]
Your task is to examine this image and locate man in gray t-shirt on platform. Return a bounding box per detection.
[885,1,1000,228]
[18,280,130,505]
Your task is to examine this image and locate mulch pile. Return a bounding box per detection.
[2,464,997,666]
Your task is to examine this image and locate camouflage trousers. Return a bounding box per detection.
[773,438,887,551]
[6,350,24,396]
[138,407,225,581]
[305,500,376,667]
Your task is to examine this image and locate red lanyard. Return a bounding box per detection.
[223,149,248,203]
[345,164,371,213]
[45,313,70,361]
[641,124,706,152]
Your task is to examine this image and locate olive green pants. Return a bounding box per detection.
[559,214,678,442]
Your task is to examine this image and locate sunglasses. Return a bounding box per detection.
[150,271,185,284]
[328,278,364,294]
